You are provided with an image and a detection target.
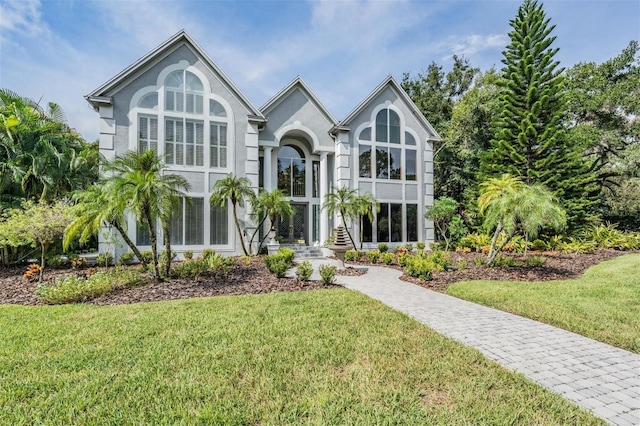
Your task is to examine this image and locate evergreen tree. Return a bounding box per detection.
[480,0,598,231]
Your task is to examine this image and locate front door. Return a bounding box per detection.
[277,203,307,244]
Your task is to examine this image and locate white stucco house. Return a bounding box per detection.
[86,30,440,257]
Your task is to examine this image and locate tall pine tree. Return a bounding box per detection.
[480,0,598,231]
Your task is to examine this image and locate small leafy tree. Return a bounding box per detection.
[2,201,71,282]
[210,173,256,256]
[478,174,566,265]
[425,196,467,251]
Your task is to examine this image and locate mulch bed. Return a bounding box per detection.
[0,250,632,306]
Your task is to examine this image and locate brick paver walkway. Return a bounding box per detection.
[306,260,640,426]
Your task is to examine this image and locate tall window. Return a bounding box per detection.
[138,116,158,152]
[165,71,203,114]
[210,123,227,168]
[210,204,228,245]
[169,198,204,245]
[358,109,418,181]
[278,145,306,197]
[374,203,418,243]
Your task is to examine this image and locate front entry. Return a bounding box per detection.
[277,203,307,244]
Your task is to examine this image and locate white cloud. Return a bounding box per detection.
[0,0,46,38]
[447,34,509,57]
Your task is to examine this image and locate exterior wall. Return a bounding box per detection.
[91,37,436,258]
[345,86,435,247]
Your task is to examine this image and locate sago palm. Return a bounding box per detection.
[210,173,256,256]
[323,186,359,247]
[103,150,189,280]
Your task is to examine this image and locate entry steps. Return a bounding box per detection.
[281,245,325,259]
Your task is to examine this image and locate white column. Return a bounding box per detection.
[319,152,329,244]
[263,147,272,191]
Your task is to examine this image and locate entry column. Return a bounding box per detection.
[263,147,272,191]
[319,152,328,244]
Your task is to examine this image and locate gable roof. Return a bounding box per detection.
[260,76,338,126]
[334,75,441,140]
[85,30,264,120]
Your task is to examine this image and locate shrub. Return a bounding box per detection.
[367,250,380,264]
[35,268,142,304]
[183,250,193,260]
[318,264,336,285]
[525,255,546,267]
[377,243,388,253]
[405,243,413,252]
[95,252,114,267]
[416,242,426,251]
[397,253,412,267]
[394,246,407,255]
[530,239,547,251]
[139,250,154,264]
[23,264,41,281]
[172,259,210,279]
[404,257,435,281]
[491,255,520,268]
[473,257,484,267]
[457,260,468,270]
[380,252,395,265]
[118,252,135,265]
[71,256,87,269]
[426,250,452,271]
[278,247,296,265]
[344,249,359,262]
[201,248,216,261]
[458,233,491,252]
[296,261,313,281]
[207,253,234,275]
[159,249,177,265]
[265,257,289,278]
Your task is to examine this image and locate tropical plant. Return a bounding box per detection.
[210,173,256,256]
[478,174,566,265]
[322,186,359,248]
[248,189,293,254]
[101,150,189,281]
[0,89,98,206]
[352,192,379,250]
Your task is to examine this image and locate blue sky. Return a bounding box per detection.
[1,0,638,142]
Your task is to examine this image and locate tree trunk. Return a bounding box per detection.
[111,221,148,270]
[39,242,47,284]
[162,221,171,277]
[360,216,364,250]
[233,202,249,256]
[248,215,268,256]
[340,209,356,248]
[143,208,161,282]
[486,222,503,265]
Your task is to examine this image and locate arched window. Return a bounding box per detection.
[278,145,306,197]
[375,109,400,143]
[359,108,416,181]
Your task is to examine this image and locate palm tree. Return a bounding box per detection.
[479,174,566,265]
[103,150,189,281]
[210,173,256,256]
[248,189,294,253]
[322,186,359,247]
[64,183,149,270]
[353,192,379,250]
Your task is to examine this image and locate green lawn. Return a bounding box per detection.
[1,290,601,425]
[448,254,640,353]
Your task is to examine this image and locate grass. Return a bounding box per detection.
[0,290,602,425]
[448,254,640,353]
